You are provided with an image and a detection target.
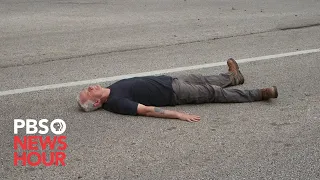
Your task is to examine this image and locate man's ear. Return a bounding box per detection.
[93,99,101,107]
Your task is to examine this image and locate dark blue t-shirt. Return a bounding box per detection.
[102,75,174,115]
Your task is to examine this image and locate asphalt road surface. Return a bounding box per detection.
[1,0,320,179]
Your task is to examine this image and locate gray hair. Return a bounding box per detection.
[76,94,101,112]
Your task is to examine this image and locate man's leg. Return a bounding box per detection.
[174,73,233,88]
[172,78,277,104]
[174,58,244,88]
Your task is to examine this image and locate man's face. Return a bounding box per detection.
[79,85,104,104]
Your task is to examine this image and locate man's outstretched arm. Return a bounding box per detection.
[137,104,200,122]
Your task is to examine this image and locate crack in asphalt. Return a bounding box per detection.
[279,23,320,31]
[1,1,108,5]
[0,29,275,69]
[54,2,108,5]
[1,23,319,69]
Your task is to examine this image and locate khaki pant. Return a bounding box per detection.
[172,73,261,105]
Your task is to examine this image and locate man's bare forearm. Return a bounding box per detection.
[145,107,181,119]
[137,104,200,122]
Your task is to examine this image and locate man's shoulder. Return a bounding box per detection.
[103,96,121,105]
[103,97,135,106]
[102,97,138,115]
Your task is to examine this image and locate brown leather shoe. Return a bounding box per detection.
[261,86,278,100]
[227,58,244,85]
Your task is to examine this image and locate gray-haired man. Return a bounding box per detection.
[77,58,278,122]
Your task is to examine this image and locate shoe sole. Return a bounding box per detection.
[228,58,239,70]
[228,58,244,84]
[272,86,278,98]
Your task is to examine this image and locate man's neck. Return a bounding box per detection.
[101,88,110,103]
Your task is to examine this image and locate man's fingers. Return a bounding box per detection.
[187,118,194,122]
[183,114,201,122]
[187,117,200,122]
[193,115,200,120]
[191,115,200,121]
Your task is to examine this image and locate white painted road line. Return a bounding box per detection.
[1,48,320,96]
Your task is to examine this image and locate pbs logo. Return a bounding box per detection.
[50,119,66,135]
[14,119,66,135]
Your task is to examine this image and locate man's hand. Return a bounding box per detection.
[137,104,201,122]
[177,113,201,122]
